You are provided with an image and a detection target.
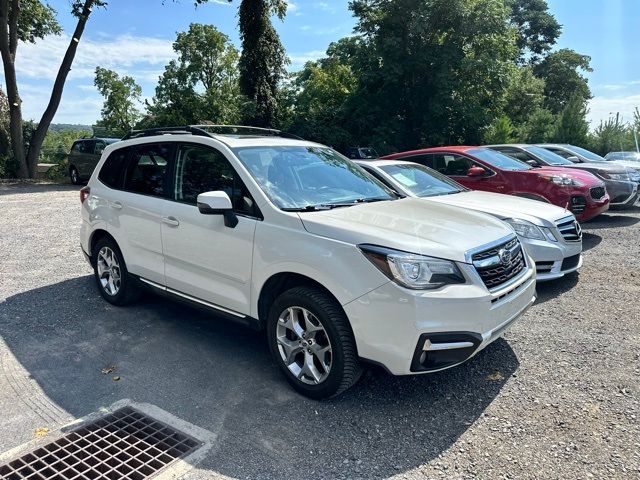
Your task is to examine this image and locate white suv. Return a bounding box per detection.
[80,126,537,398]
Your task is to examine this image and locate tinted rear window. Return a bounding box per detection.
[98,147,130,188]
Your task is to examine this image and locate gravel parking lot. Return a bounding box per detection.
[0,182,639,479]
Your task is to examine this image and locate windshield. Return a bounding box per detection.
[606,152,640,162]
[524,146,573,165]
[378,163,465,197]
[565,145,606,162]
[467,148,532,171]
[233,146,395,210]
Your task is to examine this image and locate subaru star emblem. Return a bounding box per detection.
[498,248,512,266]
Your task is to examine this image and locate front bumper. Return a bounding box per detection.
[521,235,583,282]
[607,180,638,207]
[343,261,536,375]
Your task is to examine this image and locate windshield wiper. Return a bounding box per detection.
[281,205,333,212]
[282,197,393,212]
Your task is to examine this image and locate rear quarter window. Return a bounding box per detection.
[98,147,131,189]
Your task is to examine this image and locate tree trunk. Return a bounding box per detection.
[0,0,28,178]
[25,0,94,178]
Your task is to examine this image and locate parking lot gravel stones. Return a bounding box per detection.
[0,183,638,479]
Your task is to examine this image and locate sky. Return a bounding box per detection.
[7,0,640,128]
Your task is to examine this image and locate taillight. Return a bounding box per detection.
[80,186,90,204]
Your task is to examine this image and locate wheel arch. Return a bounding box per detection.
[89,229,118,258]
[257,272,349,330]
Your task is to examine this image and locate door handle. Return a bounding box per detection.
[110,201,123,210]
[162,216,180,227]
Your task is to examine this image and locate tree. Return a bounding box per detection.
[518,107,556,143]
[484,116,516,144]
[590,113,633,156]
[286,57,357,150]
[507,0,561,63]
[502,66,546,128]
[94,67,142,135]
[553,93,589,146]
[238,0,287,127]
[1,0,108,179]
[0,0,62,178]
[0,86,12,177]
[534,48,592,114]
[145,23,243,127]
[345,0,518,151]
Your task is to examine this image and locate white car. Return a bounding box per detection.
[80,126,536,398]
[356,160,583,281]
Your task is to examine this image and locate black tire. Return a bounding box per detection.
[91,237,141,306]
[267,286,362,399]
[70,166,81,185]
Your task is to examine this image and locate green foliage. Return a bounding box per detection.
[144,23,243,127]
[238,0,287,127]
[518,107,556,143]
[16,0,61,43]
[0,88,12,177]
[502,66,546,127]
[507,0,560,62]
[94,67,143,136]
[484,116,516,144]
[553,94,589,145]
[534,49,592,114]
[40,128,91,164]
[589,113,636,156]
[335,0,519,151]
[284,58,358,151]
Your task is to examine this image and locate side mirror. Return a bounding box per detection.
[197,191,238,228]
[525,159,540,167]
[467,166,487,177]
[566,156,580,163]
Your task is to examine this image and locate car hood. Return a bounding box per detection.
[530,166,604,184]
[607,160,640,172]
[552,162,629,175]
[299,198,513,263]
[425,190,571,227]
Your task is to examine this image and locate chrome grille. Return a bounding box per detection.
[590,186,606,200]
[472,237,526,290]
[556,217,582,242]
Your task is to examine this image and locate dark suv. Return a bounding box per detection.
[68,137,119,184]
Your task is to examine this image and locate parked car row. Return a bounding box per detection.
[74,126,635,399]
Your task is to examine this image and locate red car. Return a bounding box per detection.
[381,146,610,222]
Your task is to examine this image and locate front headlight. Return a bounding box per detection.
[359,245,465,290]
[505,218,546,240]
[538,174,584,186]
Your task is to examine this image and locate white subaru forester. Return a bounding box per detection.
[80,126,537,398]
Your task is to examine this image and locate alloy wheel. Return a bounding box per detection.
[276,306,332,385]
[96,246,121,296]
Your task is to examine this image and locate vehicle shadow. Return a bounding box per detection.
[0,276,519,479]
[582,213,639,230]
[581,232,602,252]
[0,183,77,196]
[534,271,579,305]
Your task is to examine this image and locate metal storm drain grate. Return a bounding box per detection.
[0,407,202,479]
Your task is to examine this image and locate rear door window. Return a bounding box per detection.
[81,140,96,154]
[123,143,174,197]
[98,147,131,189]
